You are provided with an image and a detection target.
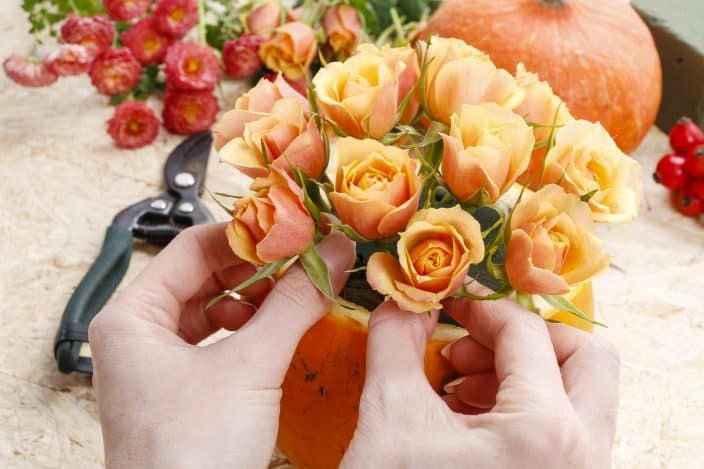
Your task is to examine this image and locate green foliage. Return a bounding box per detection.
[207,257,290,310]
[300,244,334,299]
[22,0,104,37]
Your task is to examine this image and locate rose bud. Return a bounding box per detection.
[246,2,282,37]
[218,98,324,179]
[121,18,173,65]
[223,34,265,78]
[533,120,642,224]
[367,206,485,313]
[260,22,317,80]
[3,55,58,87]
[107,99,160,149]
[213,74,308,150]
[323,4,361,56]
[226,169,315,266]
[441,103,535,203]
[329,138,422,239]
[162,88,219,135]
[60,14,115,56]
[89,47,142,95]
[103,0,151,21]
[45,44,92,76]
[152,0,199,38]
[420,37,524,125]
[313,44,419,139]
[505,185,610,295]
[164,41,221,91]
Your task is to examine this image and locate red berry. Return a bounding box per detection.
[684,144,704,178]
[689,179,704,200]
[122,18,173,65]
[669,117,704,154]
[3,54,58,87]
[152,0,199,38]
[222,34,265,78]
[162,88,219,134]
[653,153,690,190]
[89,48,142,95]
[60,14,115,56]
[673,188,704,217]
[102,0,151,21]
[45,44,92,76]
[164,41,221,91]
[107,99,160,149]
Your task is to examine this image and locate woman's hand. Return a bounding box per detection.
[341,297,620,469]
[89,223,355,469]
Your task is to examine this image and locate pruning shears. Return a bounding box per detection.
[54,132,215,374]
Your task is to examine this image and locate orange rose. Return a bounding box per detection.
[260,22,317,80]
[226,170,315,266]
[420,37,524,125]
[313,44,419,139]
[217,97,325,179]
[246,2,281,37]
[329,138,422,239]
[441,103,534,203]
[366,206,485,313]
[323,4,361,56]
[505,185,610,295]
[213,75,308,151]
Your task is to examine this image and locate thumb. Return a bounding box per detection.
[365,301,438,391]
[220,230,355,384]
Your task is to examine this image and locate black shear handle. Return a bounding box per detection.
[55,224,133,374]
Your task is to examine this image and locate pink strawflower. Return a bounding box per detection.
[89,47,142,95]
[3,54,58,87]
[45,44,92,76]
[122,18,173,65]
[60,14,115,56]
[164,41,221,91]
[223,34,265,78]
[107,99,160,148]
[102,0,151,21]
[152,0,199,38]
[163,88,219,134]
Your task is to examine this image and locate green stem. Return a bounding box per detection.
[197,0,207,45]
[390,8,406,46]
[539,0,565,7]
[67,0,79,13]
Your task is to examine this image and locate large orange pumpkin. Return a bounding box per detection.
[277,283,595,468]
[422,0,662,154]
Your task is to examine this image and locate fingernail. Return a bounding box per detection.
[440,343,452,360]
[443,376,467,394]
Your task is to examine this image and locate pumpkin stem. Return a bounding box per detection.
[540,0,566,7]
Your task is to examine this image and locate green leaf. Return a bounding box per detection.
[206,188,235,216]
[260,139,271,169]
[289,164,322,226]
[515,292,538,313]
[328,223,371,243]
[300,244,334,299]
[539,101,564,185]
[541,294,607,328]
[207,257,290,310]
[213,192,243,199]
[581,189,598,203]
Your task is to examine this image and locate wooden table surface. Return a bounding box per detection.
[1,1,703,467]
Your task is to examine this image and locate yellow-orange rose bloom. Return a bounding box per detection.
[329,138,421,239]
[226,170,314,266]
[513,64,575,186]
[421,36,524,125]
[260,22,317,80]
[313,44,419,139]
[218,98,325,179]
[323,4,361,56]
[367,206,485,313]
[505,185,610,295]
[441,103,535,203]
[539,120,642,223]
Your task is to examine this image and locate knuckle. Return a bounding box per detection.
[516,408,587,465]
[274,266,325,311]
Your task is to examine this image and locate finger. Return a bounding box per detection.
[443,297,566,408]
[442,394,487,415]
[548,323,620,447]
[444,372,499,409]
[116,223,242,332]
[364,301,439,392]
[223,231,355,383]
[442,335,494,375]
[177,264,272,344]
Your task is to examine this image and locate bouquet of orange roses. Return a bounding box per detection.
[209,36,641,324]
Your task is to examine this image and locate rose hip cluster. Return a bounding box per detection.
[653,118,704,218]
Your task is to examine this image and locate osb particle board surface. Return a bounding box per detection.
[0,2,703,468]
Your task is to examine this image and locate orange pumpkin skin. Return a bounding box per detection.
[422,0,662,154]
